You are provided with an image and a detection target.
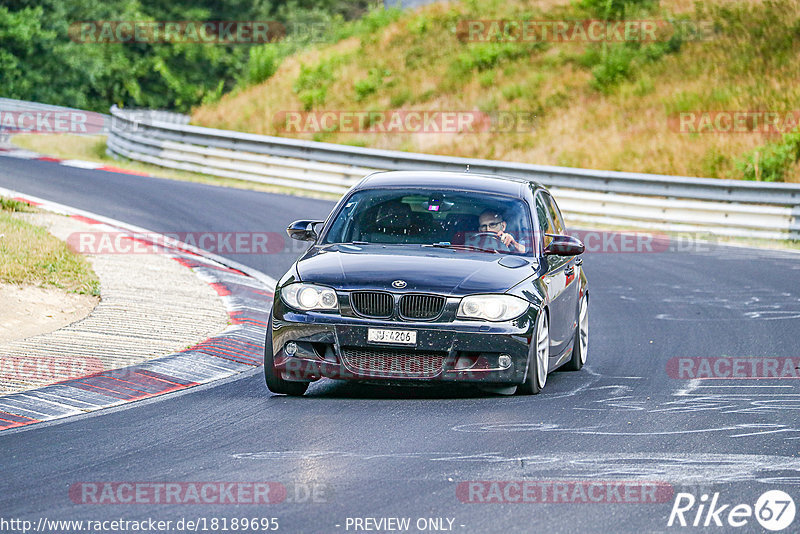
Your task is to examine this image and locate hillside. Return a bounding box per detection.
[193,0,800,182]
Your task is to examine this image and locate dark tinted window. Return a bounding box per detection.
[535,193,554,249]
[323,188,534,255]
[544,192,566,235]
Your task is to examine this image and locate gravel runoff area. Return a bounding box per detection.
[0,211,230,394]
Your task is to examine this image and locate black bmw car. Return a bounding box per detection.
[265,171,588,396]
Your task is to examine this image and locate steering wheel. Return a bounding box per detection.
[472,231,505,244]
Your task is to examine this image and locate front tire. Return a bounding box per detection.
[264,316,308,396]
[519,311,549,395]
[563,294,588,371]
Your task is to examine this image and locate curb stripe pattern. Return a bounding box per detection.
[0,191,272,431]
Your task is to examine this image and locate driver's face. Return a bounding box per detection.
[478,214,506,233]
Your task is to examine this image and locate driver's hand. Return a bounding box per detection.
[498,231,514,247]
[497,231,525,253]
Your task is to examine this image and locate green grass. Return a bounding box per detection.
[0,197,37,213]
[0,200,100,295]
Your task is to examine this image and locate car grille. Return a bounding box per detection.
[351,291,393,318]
[341,347,445,378]
[399,294,445,320]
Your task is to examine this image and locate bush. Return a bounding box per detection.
[579,0,658,19]
[478,71,496,88]
[590,46,638,91]
[455,42,531,72]
[354,68,391,101]
[501,84,524,101]
[293,55,349,110]
[736,131,800,182]
[333,5,403,41]
[586,29,684,92]
[243,45,283,86]
[389,88,412,108]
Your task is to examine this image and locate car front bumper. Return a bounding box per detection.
[271,309,536,385]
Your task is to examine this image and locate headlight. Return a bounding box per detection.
[457,294,529,321]
[281,283,338,311]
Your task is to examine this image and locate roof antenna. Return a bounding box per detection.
[465,164,470,173]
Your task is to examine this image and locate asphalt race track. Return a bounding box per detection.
[2,155,800,533]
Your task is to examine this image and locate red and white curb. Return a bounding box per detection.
[0,146,152,177]
[0,187,276,431]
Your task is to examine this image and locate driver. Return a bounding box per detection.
[474,210,526,253]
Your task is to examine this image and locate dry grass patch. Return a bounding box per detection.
[193,0,800,182]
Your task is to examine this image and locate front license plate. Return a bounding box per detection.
[367,328,417,345]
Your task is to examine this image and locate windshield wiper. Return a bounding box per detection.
[424,243,498,253]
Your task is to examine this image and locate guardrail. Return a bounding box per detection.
[106,105,800,240]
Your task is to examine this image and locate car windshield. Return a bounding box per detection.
[322,188,534,255]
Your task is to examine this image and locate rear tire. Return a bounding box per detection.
[564,294,588,371]
[518,311,549,395]
[264,316,308,396]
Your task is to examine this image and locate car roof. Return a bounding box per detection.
[353,171,544,198]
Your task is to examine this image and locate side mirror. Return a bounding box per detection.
[544,234,585,256]
[287,220,323,242]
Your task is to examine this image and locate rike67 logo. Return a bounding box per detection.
[668,490,796,531]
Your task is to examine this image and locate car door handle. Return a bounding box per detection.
[575,257,583,266]
[565,266,574,276]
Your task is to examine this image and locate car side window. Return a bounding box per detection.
[544,192,566,235]
[534,193,554,249]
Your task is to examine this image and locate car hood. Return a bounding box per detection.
[294,244,536,296]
